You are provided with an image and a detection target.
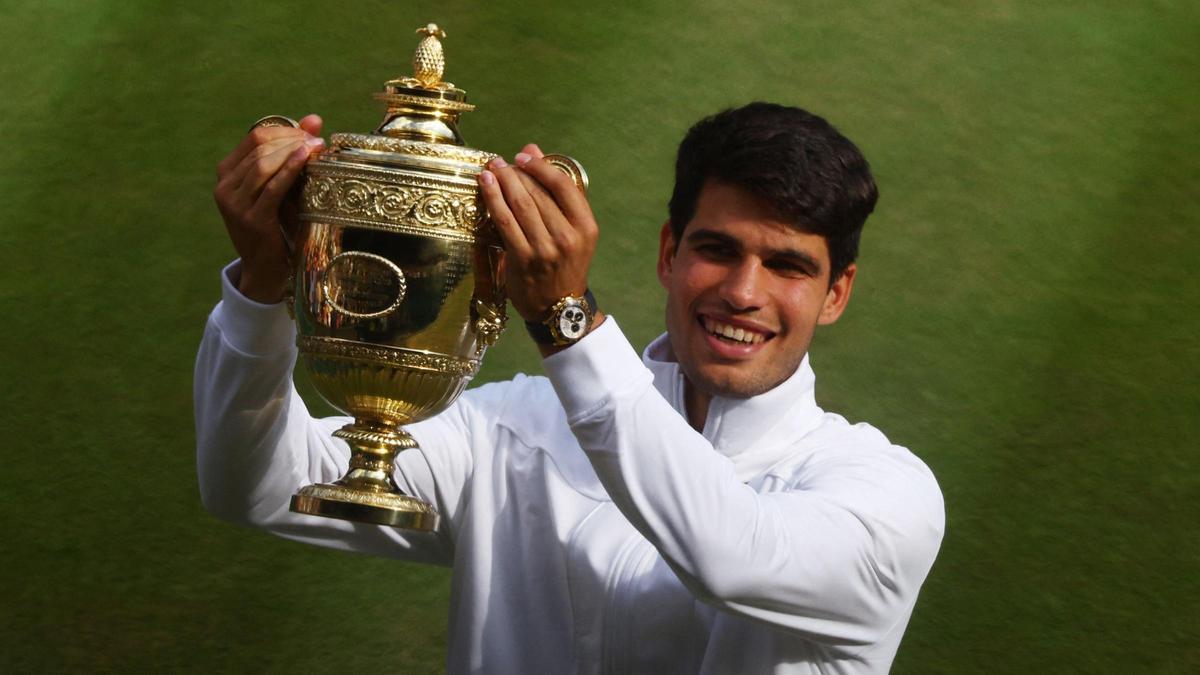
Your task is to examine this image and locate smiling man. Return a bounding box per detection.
[197,102,944,674]
[659,179,857,429]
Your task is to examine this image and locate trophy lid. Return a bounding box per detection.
[324,23,496,178]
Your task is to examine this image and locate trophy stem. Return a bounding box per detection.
[289,420,440,531]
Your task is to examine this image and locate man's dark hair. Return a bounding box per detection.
[668,102,879,282]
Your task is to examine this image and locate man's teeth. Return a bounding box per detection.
[704,318,765,344]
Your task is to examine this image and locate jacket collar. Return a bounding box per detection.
[643,333,826,482]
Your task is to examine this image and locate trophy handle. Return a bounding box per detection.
[543,154,589,192]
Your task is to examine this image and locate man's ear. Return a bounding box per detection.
[817,263,856,325]
[657,220,676,289]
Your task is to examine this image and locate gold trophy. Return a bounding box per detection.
[271,24,586,530]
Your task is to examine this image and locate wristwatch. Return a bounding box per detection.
[525,290,597,346]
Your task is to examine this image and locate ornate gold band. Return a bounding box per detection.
[297,336,481,377]
[329,133,496,166]
[298,483,436,512]
[291,483,440,530]
[301,162,484,238]
[373,91,476,113]
[334,426,419,452]
[298,213,475,242]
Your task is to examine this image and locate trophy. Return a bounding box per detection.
[275,24,587,530]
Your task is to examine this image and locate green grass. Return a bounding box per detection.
[2,1,1197,672]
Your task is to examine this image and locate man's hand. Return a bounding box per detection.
[213,114,325,304]
[477,144,602,338]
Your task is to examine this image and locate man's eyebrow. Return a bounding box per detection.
[685,228,741,248]
[685,228,822,274]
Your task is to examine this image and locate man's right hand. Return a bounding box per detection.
[213,114,325,304]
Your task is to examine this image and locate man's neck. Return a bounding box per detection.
[683,379,711,432]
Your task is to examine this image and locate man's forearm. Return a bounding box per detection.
[193,266,335,525]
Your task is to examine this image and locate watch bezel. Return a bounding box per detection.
[546,296,592,344]
[525,289,597,346]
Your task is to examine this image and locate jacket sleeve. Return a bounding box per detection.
[542,318,945,648]
[193,261,484,564]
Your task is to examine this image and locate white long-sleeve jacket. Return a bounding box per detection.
[195,262,944,674]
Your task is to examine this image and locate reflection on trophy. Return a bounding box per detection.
[273,23,587,529]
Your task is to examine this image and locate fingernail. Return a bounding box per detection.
[514,152,532,166]
[490,157,508,169]
[306,137,325,148]
[479,170,495,186]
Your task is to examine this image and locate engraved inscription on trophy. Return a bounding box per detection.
[320,251,408,320]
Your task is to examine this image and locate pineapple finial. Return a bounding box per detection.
[413,23,447,87]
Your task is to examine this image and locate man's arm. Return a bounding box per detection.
[543,321,945,646]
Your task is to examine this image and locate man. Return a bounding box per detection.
[197,102,944,673]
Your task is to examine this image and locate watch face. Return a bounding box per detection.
[557,303,589,340]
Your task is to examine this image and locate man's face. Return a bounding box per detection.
[657,181,856,400]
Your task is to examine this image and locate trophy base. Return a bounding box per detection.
[290,482,439,531]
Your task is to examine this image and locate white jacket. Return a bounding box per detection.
[195,262,944,674]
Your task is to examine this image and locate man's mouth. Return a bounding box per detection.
[701,316,770,345]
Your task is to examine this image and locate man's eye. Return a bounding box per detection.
[769,261,812,277]
[696,244,734,258]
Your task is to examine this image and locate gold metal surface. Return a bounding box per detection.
[285,24,583,529]
[250,114,299,132]
[329,133,495,165]
[412,24,449,88]
[300,161,484,240]
[543,154,590,192]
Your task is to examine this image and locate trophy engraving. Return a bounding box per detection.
[281,24,585,529]
[321,251,407,320]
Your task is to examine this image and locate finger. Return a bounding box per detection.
[514,156,595,234]
[298,113,323,137]
[233,136,306,198]
[216,136,309,218]
[519,143,545,160]
[510,168,577,247]
[235,136,322,200]
[223,135,308,192]
[490,158,556,257]
[249,144,311,245]
[218,125,309,178]
[478,167,532,260]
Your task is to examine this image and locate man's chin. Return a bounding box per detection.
[680,362,789,401]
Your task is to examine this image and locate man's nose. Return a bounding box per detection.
[718,260,767,310]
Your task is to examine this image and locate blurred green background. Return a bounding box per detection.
[2,1,1197,672]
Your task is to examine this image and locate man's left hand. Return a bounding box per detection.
[477,143,600,327]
